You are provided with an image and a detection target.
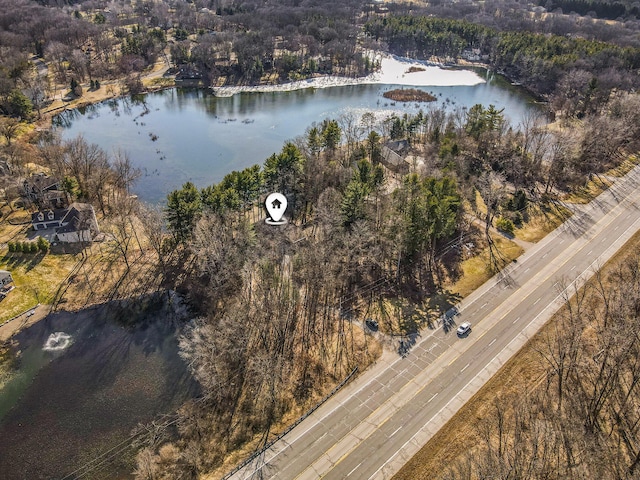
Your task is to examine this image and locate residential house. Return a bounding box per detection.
[0,270,14,299]
[23,173,66,209]
[370,0,389,13]
[32,208,68,230]
[56,203,99,243]
[461,47,490,63]
[0,270,13,287]
[31,202,100,243]
[461,48,482,62]
[380,140,410,174]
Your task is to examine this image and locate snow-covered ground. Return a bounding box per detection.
[211,53,485,97]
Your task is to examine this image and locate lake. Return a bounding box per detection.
[55,74,540,204]
[0,295,199,479]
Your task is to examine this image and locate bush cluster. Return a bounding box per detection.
[7,237,50,254]
[496,217,516,235]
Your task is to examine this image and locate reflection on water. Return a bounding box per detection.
[0,296,199,480]
[55,79,540,204]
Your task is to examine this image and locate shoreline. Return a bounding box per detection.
[37,53,490,129]
[210,53,486,97]
[34,52,550,131]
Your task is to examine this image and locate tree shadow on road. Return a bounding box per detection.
[398,332,420,358]
[561,210,595,237]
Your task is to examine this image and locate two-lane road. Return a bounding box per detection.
[229,165,640,480]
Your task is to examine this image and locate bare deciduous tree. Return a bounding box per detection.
[476,171,509,272]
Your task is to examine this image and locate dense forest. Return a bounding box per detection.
[540,0,640,20]
[0,0,376,111]
[365,15,640,101]
[2,0,640,478]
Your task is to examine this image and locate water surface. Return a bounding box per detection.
[0,298,198,479]
[56,77,539,203]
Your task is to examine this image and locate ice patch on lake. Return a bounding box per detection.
[374,55,484,86]
[212,53,485,97]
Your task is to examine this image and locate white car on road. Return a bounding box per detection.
[457,322,471,336]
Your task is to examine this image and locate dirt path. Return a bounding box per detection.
[466,213,536,252]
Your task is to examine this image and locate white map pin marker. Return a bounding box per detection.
[265,192,288,225]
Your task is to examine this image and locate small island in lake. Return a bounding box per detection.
[382,88,437,102]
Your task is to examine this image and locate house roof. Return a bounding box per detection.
[56,203,95,234]
[381,145,405,167]
[25,174,61,192]
[68,202,95,213]
[56,220,83,233]
[385,140,409,152]
[31,208,67,223]
[43,190,66,199]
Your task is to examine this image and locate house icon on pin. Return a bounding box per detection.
[265,192,288,224]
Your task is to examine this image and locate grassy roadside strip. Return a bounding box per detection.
[392,226,640,480]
